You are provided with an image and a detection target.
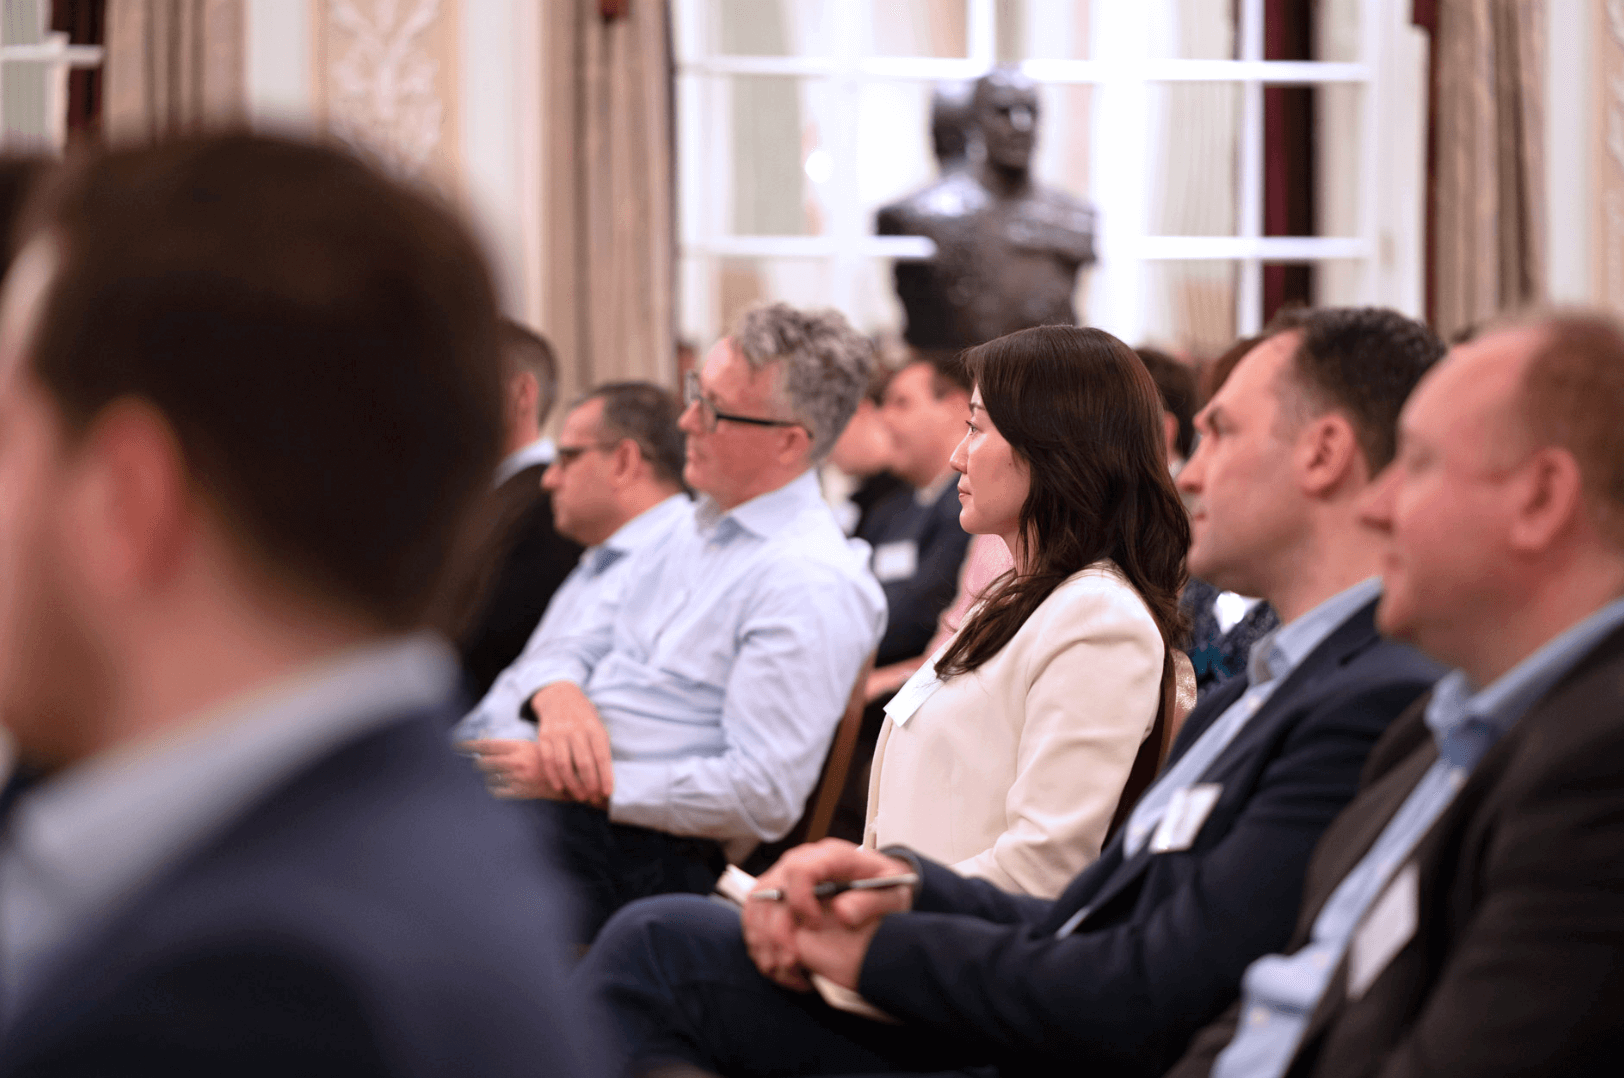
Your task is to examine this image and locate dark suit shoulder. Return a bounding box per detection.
[1,711,600,1078]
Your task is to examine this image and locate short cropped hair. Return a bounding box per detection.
[499,320,559,426]
[1518,311,1624,546]
[18,134,504,629]
[1135,347,1197,458]
[732,302,873,462]
[578,380,688,491]
[915,349,972,399]
[1266,307,1445,473]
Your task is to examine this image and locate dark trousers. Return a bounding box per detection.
[573,893,990,1077]
[533,801,726,945]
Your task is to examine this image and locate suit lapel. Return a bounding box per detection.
[1056,601,1383,929]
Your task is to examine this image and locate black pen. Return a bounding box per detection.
[748,873,919,902]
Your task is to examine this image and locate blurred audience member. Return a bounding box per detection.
[863,325,1187,897]
[824,360,902,537]
[1136,346,1198,474]
[572,306,1442,1078]
[1182,334,1280,698]
[0,135,597,1075]
[864,352,974,668]
[464,303,884,941]
[1172,311,1624,1078]
[448,320,584,700]
[455,382,690,743]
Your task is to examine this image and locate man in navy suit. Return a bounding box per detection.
[0,136,600,1076]
[574,308,1446,1078]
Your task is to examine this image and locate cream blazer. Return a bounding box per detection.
[864,561,1164,898]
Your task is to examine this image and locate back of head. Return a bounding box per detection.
[939,324,1190,676]
[919,348,972,399]
[500,319,559,426]
[733,302,873,463]
[19,133,504,629]
[1518,310,1624,549]
[1135,346,1197,459]
[583,380,688,493]
[1268,306,1446,474]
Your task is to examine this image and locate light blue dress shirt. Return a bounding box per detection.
[498,470,885,845]
[493,436,556,487]
[453,493,691,743]
[1120,577,1383,858]
[1213,592,1624,1078]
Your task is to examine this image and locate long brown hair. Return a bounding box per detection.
[937,325,1190,677]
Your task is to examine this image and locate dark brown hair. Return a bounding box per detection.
[937,325,1191,676]
[1266,306,1445,472]
[499,319,559,425]
[1518,310,1624,546]
[17,133,504,630]
[579,380,689,491]
[1135,346,1197,458]
[1198,335,1263,407]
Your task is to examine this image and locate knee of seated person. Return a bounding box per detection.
[591,893,742,971]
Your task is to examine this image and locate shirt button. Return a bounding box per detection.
[1249,1007,1270,1027]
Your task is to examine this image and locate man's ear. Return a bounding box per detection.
[73,400,193,600]
[607,437,642,488]
[1508,446,1585,554]
[1295,412,1364,498]
[507,371,538,429]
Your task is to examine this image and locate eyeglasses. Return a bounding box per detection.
[552,442,620,466]
[683,371,804,434]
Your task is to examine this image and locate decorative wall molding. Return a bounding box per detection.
[1596,0,1624,308]
[311,0,459,192]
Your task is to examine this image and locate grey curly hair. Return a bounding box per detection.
[732,302,874,462]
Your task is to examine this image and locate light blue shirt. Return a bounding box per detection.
[453,493,692,742]
[502,470,885,845]
[1214,592,1624,1078]
[1120,577,1383,859]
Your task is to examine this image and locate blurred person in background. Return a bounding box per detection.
[464,303,884,942]
[0,134,597,1076]
[444,320,583,701]
[454,381,690,746]
[1136,346,1198,476]
[823,359,902,538]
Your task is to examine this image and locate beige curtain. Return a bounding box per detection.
[538,0,676,403]
[103,0,245,144]
[1431,0,1546,340]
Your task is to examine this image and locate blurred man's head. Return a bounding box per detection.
[881,352,971,489]
[828,361,895,480]
[1361,312,1624,684]
[544,381,686,547]
[1135,346,1197,471]
[972,68,1039,173]
[930,81,976,170]
[0,134,503,770]
[1177,307,1444,613]
[497,320,558,455]
[680,303,871,511]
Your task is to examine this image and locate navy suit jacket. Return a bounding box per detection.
[0,706,603,1078]
[856,599,1444,1078]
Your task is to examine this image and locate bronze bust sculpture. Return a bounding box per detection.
[877,69,1097,352]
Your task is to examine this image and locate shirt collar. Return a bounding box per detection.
[914,470,957,507]
[1425,593,1624,767]
[579,493,691,576]
[694,469,822,540]
[1247,576,1382,687]
[494,436,556,487]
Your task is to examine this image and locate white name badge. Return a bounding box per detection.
[883,643,951,728]
[1347,862,1418,1000]
[872,540,920,583]
[1149,783,1223,853]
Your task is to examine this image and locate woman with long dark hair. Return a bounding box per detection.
[864,324,1190,897]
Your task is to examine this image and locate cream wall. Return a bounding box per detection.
[244,0,538,323]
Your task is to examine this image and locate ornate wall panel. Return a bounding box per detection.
[310,0,460,195]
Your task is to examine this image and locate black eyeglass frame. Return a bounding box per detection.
[683,371,805,433]
[552,441,628,466]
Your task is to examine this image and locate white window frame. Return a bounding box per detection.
[675,0,1426,348]
[0,0,104,154]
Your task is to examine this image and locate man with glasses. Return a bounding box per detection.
[454,381,689,745]
[466,304,885,941]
